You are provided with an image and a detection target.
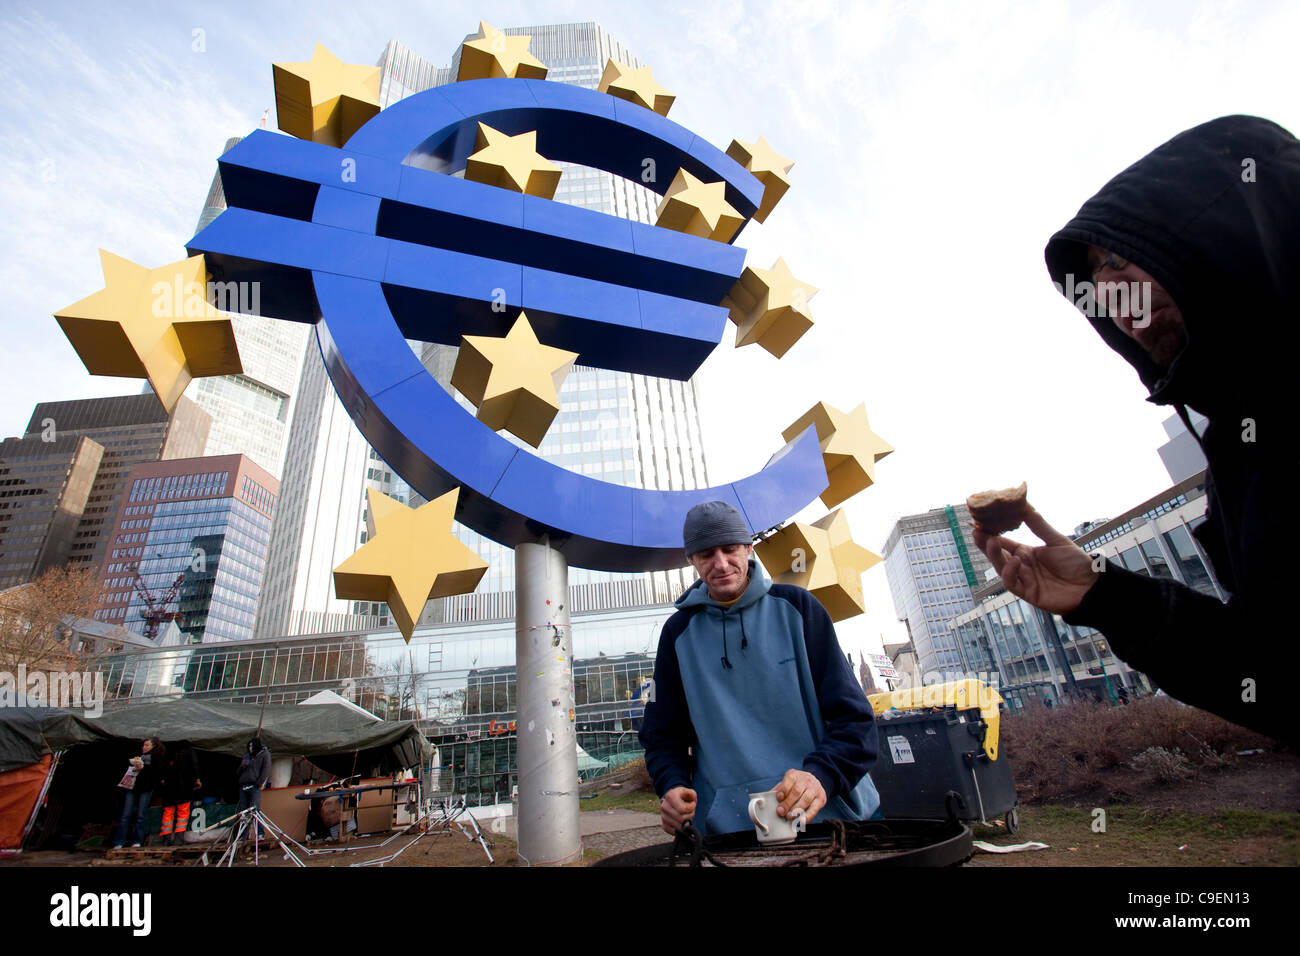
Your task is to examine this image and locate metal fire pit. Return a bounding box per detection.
[592,818,973,868]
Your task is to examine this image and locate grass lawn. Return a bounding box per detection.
[969,804,1300,866]
[578,788,661,815]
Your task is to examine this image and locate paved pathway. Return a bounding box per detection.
[492,809,661,841]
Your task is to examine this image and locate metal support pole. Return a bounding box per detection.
[514,539,581,866]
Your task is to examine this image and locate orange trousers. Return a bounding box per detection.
[159,802,192,836]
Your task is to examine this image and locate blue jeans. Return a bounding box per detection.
[114,789,152,846]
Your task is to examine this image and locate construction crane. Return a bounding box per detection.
[127,563,186,643]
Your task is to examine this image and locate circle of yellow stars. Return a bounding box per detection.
[53,22,894,630]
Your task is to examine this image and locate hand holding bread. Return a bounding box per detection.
[968,484,1100,616]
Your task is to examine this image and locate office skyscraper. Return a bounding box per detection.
[882,503,993,679]
[96,454,278,643]
[0,433,103,588]
[186,137,310,480]
[256,22,713,638]
[15,395,212,577]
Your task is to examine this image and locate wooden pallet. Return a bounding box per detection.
[99,838,272,862]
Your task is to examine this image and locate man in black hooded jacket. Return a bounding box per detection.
[973,115,1296,746]
[236,736,271,836]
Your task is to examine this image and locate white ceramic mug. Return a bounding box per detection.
[747,789,806,845]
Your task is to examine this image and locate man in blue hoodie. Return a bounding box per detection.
[639,500,881,836]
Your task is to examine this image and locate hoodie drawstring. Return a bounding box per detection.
[719,607,749,669]
[720,610,732,669]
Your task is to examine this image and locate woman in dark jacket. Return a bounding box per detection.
[112,737,165,848]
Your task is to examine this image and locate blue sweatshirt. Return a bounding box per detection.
[639,560,880,835]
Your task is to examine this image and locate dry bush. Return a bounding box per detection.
[625,756,653,792]
[1000,695,1277,803]
[1129,746,1192,781]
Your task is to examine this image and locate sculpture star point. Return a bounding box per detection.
[726,136,794,223]
[754,509,881,622]
[334,488,488,642]
[781,402,893,508]
[457,22,548,81]
[464,123,562,198]
[598,59,675,116]
[272,42,380,147]
[53,251,242,413]
[722,256,818,357]
[655,168,744,243]
[451,312,578,447]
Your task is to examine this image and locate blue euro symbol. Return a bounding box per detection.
[188,79,828,571]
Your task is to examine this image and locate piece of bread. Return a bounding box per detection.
[967,482,1029,535]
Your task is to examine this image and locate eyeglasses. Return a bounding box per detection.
[1091,250,1128,279]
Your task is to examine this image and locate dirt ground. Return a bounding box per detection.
[1046,749,1299,816]
[5,751,1295,868]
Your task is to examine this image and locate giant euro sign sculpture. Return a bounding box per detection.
[186,77,839,572]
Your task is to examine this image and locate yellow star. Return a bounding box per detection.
[655,168,744,243]
[726,136,793,223]
[597,59,675,116]
[463,124,562,198]
[755,510,881,622]
[782,402,894,508]
[334,488,489,642]
[457,22,548,81]
[721,257,817,358]
[54,251,242,413]
[451,312,579,448]
[272,43,381,147]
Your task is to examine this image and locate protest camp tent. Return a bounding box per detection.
[0,700,432,850]
[0,704,106,849]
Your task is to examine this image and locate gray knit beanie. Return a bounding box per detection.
[683,500,751,556]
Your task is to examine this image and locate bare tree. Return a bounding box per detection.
[0,566,105,674]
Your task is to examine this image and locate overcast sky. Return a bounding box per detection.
[2,0,1295,665]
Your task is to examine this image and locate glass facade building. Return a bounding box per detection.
[1071,472,1222,601]
[0,434,103,587]
[882,503,993,678]
[92,603,670,805]
[949,591,1141,710]
[96,454,278,643]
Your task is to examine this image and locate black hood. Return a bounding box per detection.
[1045,115,1300,416]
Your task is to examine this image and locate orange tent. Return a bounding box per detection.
[0,754,53,850]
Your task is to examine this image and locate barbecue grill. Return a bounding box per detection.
[592,818,973,867]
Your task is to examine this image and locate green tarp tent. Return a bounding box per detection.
[0,700,432,777]
[0,706,107,774]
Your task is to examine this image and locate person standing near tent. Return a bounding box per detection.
[236,736,270,837]
[159,740,201,846]
[112,737,164,849]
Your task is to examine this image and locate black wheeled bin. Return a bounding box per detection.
[869,705,1019,832]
